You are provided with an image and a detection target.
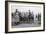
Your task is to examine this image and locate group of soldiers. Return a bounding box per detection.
[12,9,34,21]
[12,9,41,25]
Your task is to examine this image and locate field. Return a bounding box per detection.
[12,20,41,28]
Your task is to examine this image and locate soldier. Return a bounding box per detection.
[13,9,20,25]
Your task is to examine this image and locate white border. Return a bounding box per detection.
[8,2,43,32]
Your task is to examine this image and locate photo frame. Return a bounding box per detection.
[5,1,45,33]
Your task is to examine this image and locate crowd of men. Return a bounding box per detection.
[12,9,41,25]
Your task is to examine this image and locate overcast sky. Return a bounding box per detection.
[11,5,41,15]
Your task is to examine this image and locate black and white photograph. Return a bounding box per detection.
[5,1,45,32]
[12,6,41,28]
